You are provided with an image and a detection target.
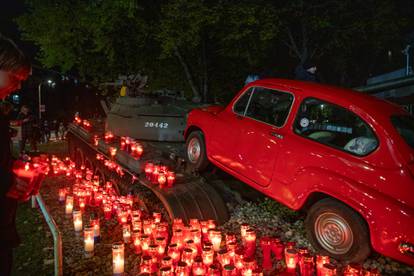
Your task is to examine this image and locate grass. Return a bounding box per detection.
[11,141,67,276]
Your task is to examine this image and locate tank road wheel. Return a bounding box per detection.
[186,131,209,172]
[305,198,371,262]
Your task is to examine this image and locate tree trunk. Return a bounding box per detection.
[174,47,201,102]
[201,37,209,103]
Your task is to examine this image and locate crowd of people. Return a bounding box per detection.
[15,105,68,154]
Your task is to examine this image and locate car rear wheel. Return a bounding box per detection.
[305,198,371,262]
[186,131,209,171]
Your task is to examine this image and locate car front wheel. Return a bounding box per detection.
[186,130,209,171]
[305,198,371,262]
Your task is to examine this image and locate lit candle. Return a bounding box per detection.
[159,266,174,276]
[140,234,151,255]
[244,229,256,258]
[284,248,299,271]
[103,204,112,220]
[320,263,337,276]
[90,218,101,242]
[181,247,195,266]
[112,242,124,275]
[73,210,83,232]
[192,257,206,275]
[158,172,167,187]
[132,231,141,254]
[166,171,176,187]
[201,247,214,266]
[209,229,222,251]
[240,223,250,245]
[316,255,330,276]
[218,248,231,267]
[153,212,162,223]
[222,264,237,276]
[161,256,173,267]
[140,255,153,274]
[143,219,154,236]
[84,226,94,257]
[207,263,221,275]
[122,224,131,243]
[167,243,181,264]
[58,188,66,203]
[65,195,74,214]
[343,264,362,276]
[79,197,86,212]
[144,162,154,180]
[109,147,117,157]
[175,261,190,276]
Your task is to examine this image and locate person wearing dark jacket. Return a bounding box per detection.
[294,61,319,82]
[0,34,31,276]
[17,105,37,153]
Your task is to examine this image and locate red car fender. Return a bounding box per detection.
[285,168,414,264]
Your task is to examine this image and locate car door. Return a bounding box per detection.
[235,86,294,187]
[209,87,254,170]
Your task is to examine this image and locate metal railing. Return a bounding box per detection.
[33,194,63,276]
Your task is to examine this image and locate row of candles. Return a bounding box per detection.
[52,162,380,276]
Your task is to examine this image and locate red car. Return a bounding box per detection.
[184,79,414,265]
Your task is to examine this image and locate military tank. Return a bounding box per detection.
[106,90,201,142]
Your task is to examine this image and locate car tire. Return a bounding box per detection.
[305,198,371,262]
[186,130,209,171]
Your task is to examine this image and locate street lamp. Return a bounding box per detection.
[38,79,55,120]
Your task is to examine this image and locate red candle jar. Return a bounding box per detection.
[284,248,299,272]
[218,248,232,268]
[320,263,337,276]
[316,255,330,276]
[148,244,159,264]
[241,257,257,275]
[158,172,167,187]
[192,257,206,275]
[225,232,237,245]
[103,204,112,220]
[222,264,238,276]
[144,162,154,180]
[167,244,181,264]
[132,231,142,254]
[260,236,273,270]
[140,255,156,274]
[171,229,184,249]
[159,266,173,276]
[240,223,250,244]
[152,166,160,184]
[244,229,256,258]
[300,254,314,276]
[270,238,284,261]
[181,247,195,266]
[343,264,362,276]
[140,234,151,255]
[166,171,176,187]
[58,188,67,203]
[175,261,190,276]
[207,263,221,276]
[234,248,245,270]
[153,212,162,223]
[201,247,214,266]
[161,256,173,267]
[143,219,154,236]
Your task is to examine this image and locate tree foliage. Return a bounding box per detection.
[17,0,411,101]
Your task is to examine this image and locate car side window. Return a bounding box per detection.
[294,98,378,156]
[245,87,294,127]
[233,88,254,115]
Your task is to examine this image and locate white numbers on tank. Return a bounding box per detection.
[144,122,169,128]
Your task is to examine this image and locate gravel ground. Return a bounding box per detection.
[36,173,414,276]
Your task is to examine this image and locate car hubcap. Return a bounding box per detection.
[187,137,201,163]
[315,212,353,255]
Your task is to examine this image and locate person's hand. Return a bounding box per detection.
[6,177,32,201]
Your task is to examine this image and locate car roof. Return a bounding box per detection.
[251,78,405,119]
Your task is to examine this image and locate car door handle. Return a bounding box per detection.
[269,131,284,139]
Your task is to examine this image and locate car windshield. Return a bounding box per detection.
[391,115,414,149]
